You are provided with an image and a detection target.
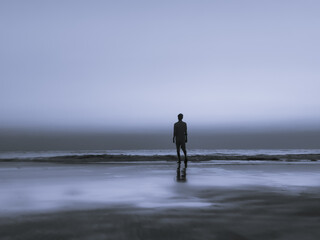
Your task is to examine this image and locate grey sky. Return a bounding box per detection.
[1,0,319,131]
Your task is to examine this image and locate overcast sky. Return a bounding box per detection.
[1,0,319,131]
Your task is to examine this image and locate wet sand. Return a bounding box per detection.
[1,160,320,239]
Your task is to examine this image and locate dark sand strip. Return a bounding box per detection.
[1,186,320,240]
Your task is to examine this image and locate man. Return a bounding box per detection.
[173,113,188,168]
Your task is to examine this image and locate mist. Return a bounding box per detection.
[0,127,319,151]
[1,1,320,150]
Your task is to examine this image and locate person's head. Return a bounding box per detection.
[178,113,183,121]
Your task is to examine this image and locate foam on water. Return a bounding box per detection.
[1,149,320,159]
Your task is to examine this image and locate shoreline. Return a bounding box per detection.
[1,160,320,239]
[1,153,319,163]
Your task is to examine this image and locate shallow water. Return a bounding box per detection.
[1,161,320,215]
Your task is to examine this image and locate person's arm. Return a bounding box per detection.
[185,123,188,143]
[173,124,176,143]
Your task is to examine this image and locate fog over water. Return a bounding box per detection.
[1,128,320,151]
[1,1,320,150]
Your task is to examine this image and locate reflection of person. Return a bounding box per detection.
[173,113,188,168]
[176,167,187,182]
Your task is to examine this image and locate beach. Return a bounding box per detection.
[1,154,320,239]
[2,0,319,238]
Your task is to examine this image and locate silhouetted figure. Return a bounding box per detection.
[176,167,187,182]
[173,113,188,168]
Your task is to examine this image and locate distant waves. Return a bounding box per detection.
[1,153,319,163]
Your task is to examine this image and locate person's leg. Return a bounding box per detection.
[181,143,187,168]
[176,143,181,164]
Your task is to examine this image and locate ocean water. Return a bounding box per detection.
[0,149,320,160]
